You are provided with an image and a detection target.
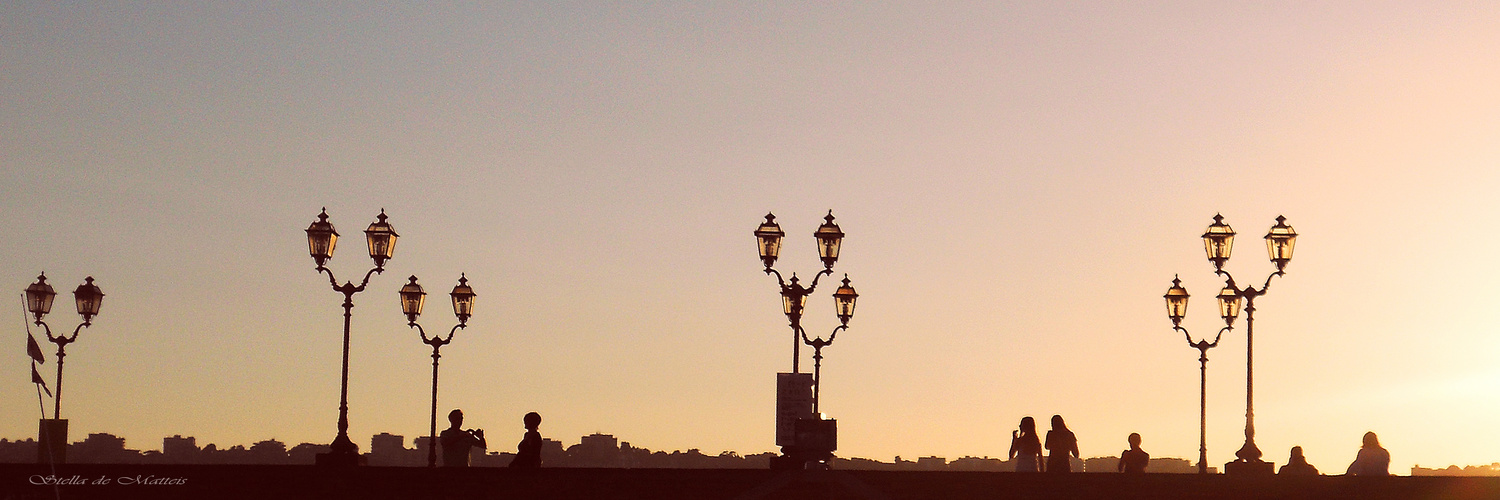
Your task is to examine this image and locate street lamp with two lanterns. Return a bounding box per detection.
[24,273,104,464]
[303,207,399,466]
[397,274,478,468]
[1162,275,1240,474]
[24,274,105,422]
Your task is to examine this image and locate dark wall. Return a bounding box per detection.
[4,464,1500,500]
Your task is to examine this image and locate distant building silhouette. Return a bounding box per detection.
[287,443,329,464]
[948,456,1007,471]
[73,433,140,464]
[0,439,39,463]
[162,435,198,463]
[368,433,435,466]
[917,456,947,470]
[1412,463,1500,477]
[1083,456,1200,473]
[250,440,287,463]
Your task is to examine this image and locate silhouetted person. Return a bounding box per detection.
[1009,416,1043,472]
[1279,446,1320,476]
[1345,431,1389,476]
[1044,415,1078,473]
[509,411,543,469]
[1117,432,1148,473]
[439,409,486,467]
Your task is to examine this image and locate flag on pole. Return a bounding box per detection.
[32,363,52,397]
[27,333,45,364]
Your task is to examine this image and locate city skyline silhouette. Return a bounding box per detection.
[4,2,1500,479]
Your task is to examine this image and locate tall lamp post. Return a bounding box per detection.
[398,274,477,468]
[1163,275,1239,474]
[25,273,104,464]
[755,210,852,469]
[304,208,399,466]
[1197,214,1297,475]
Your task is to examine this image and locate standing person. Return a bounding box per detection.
[1044,415,1079,473]
[439,409,486,467]
[1345,432,1390,476]
[1009,416,1044,472]
[509,411,543,469]
[1117,433,1149,473]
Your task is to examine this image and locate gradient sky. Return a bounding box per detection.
[4,2,1499,473]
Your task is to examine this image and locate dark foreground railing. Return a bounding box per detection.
[5,463,1500,500]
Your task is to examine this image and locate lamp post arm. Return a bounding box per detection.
[803,268,835,294]
[410,322,431,344]
[318,266,341,290]
[63,322,89,344]
[36,320,56,343]
[414,323,465,347]
[1210,326,1230,347]
[1178,325,1230,350]
[825,324,846,345]
[764,267,787,287]
[440,323,465,344]
[801,324,845,348]
[358,266,384,290]
[1216,268,1241,295]
[1258,270,1284,296]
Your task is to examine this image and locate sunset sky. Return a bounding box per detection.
[4,3,1499,473]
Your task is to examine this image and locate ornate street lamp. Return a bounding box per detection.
[1191,214,1297,475]
[304,208,398,466]
[25,273,103,465]
[755,211,856,470]
[25,274,104,420]
[756,211,845,373]
[399,274,477,467]
[1163,275,1239,474]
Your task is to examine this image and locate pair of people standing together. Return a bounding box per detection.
[1008,415,1079,473]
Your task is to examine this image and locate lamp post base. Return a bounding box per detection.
[315,435,364,467]
[772,418,837,470]
[1224,460,1274,476]
[37,419,67,465]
